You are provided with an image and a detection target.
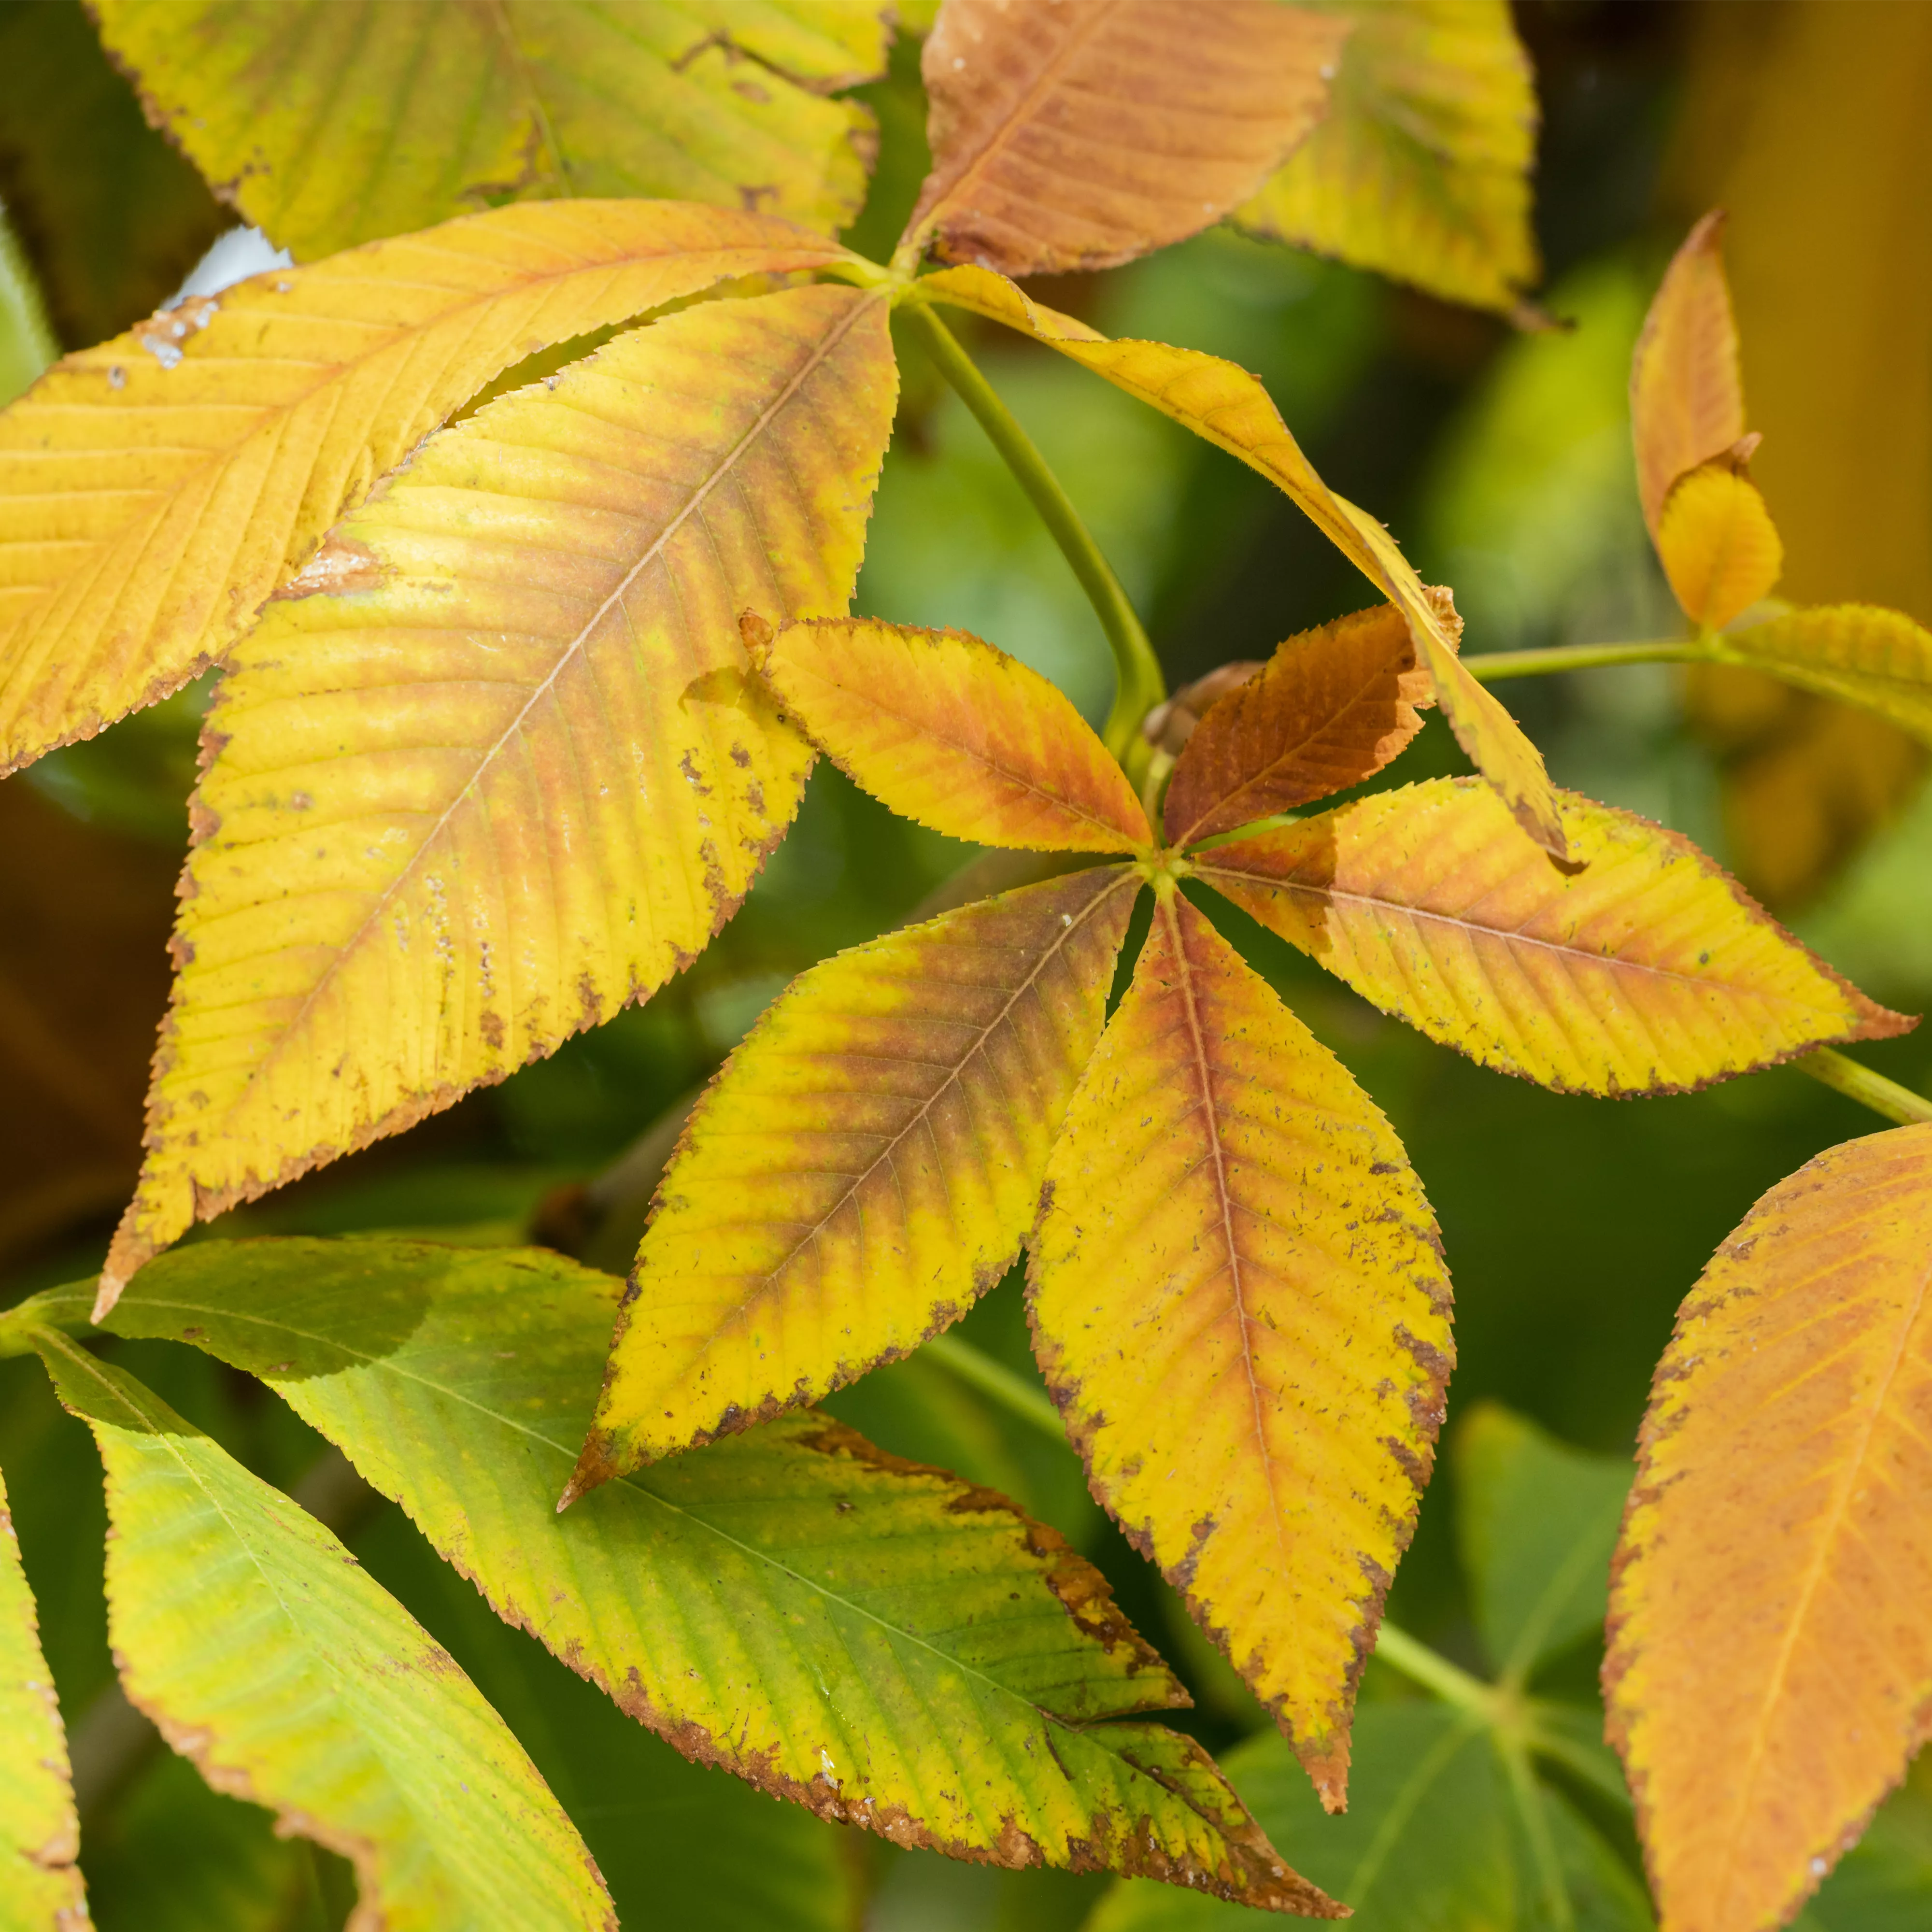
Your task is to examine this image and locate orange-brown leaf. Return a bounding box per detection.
[1657,461,1783,631]
[1195,778,1911,1095]
[905,0,1346,277]
[1605,1124,1932,1932]
[1632,211,1746,536]
[918,265,1567,859]
[1163,597,1442,846]
[1028,887,1452,1810]
[758,615,1151,853]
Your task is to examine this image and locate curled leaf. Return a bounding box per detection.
[1195,778,1912,1095]
[906,0,1347,275]
[1657,461,1783,631]
[1163,597,1442,846]
[577,866,1141,1484]
[1605,1124,1932,1932]
[104,281,897,1307]
[1029,888,1452,1810]
[760,615,1152,852]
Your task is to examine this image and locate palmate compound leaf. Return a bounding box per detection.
[916,265,1569,859]
[1605,1124,1932,1932]
[1232,0,1540,315]
[88,0,887,259]
[0,199,860,776]
[757,614,1153,851]
[1161,596,1446,847]
[1710,603,1932,745]
[1029,885,1454,1812]
[572,864,1143,1485]
[14,1241,1335,1914]
[0,1463,84,1928]
[1656,461,1784,633]
[101,279,898,1310]
[27,1327,614,1932]
[1195,777,1911,1096]
[903,0,1347,277]
[1632,211,1747,538]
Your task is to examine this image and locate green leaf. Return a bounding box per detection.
[88,0,887,257]
[25,1239,1332,1910]
[29,1330,615,1932]
[1089,1704,1651,1930]
[0,210,53,409]
[0,0,226,347]
[1232,0,1539,314]
[1456,1403,1631,1682]
[0,1460,85,1927]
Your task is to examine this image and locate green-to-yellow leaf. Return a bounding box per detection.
[1656,462,1783,632]
[917,264,1567,858]
[902,0,1345,276]
[25,1240,1333,1913]
[1196,778,1910,1096]
[0,199,860,777]
[1163,597,1443,847]
[759,615,1152,851]
[102,280,896,1308]
[0,1463,83,1928]
[1029,886,1453,1811]
[577,866,1141,1485]
[1605,1124,1932,1932]
[1712,602,1932,742]
[0,0,226,350]
[1631,212,1746,538]
[89,0,886,259]
[30,1330,612,1932]
[1232,0,1539,314]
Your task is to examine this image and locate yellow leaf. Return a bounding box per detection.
[573,866,1141,1488]
[1656,461,1783,631]
[1234,0,1539,314]
[1028,886,1452,1810]
[0,200,859,777]
[918,264,1568,859]
[1163,597,1443,847]
[1605,1124,1932,1932]
[1630,211,1746,535]
[1194,778,1911,1096]
[759,615,1152,852]
[89,0,886,257]
[102,282,897,1309]
[1715,602,1932,742]
[903,0,1345,276]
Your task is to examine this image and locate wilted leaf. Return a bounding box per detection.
[1605,1124,1932,1932]
[918,265,1567,858]
[1233,0,1539,314]
[1656,462,1783,632]
[759,614,1152,851]
[0,199,859,776]
[1162,598,1441,846]
[1456,1402,1631,1683]
[1197,778,1910,1095]
[30,1331,613,1932]
[904,0,1345,277]
[104,280,896,1306]
[1712,604,1932,743]
[0,0,226,349]
[1631,212,1744,537]
[0,1463,84,1928]
[89,0,886,258]
[1029,887,1453,1810]
[577,866,1139,1481]
[29,1240,1332,1912]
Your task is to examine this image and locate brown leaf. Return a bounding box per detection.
[904,0,1348,276]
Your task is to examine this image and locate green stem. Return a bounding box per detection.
[900,303,1165,768]
[1797,1048,1932,1126]
[1464,639,1708,681]
[1371,1621,1498,1719]
[923,1332,1065,1437]
[1498,1733,1575,1932]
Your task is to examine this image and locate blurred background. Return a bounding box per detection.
[0,1,1928,1926]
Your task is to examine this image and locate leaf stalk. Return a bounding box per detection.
[1464,639,1710,681]
[1797,1048,1932,1126]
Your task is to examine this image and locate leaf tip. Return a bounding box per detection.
[557,1432,619,1512]
[738,608,776,668]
